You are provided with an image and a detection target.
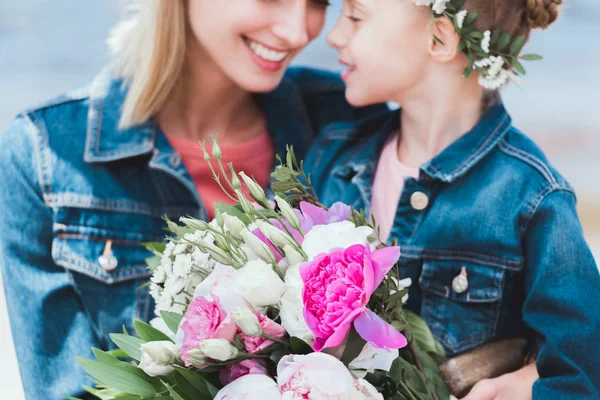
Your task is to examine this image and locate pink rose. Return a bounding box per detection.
[239,312,286,354]
[300,244,407,351]
[219,359,269,386]
[180,296,236,367]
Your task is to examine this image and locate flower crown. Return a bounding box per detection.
[414,0,543,89]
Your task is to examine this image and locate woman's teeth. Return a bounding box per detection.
[247,39,289,62]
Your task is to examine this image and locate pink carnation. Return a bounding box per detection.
[180,296,236,367]
[300,244,407,351]
[239,313,286,354]
[219,359,269,386]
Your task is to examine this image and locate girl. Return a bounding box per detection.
[0,1,384,398]
[306,0,600,398]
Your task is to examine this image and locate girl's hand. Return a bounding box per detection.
[459,363,539,400]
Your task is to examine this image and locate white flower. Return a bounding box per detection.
[168,293,189,315]
[223,213,246,238]
[174,243,188,255]
[479,69,509,90]
[302,221,373,259]
[241,228,277,264]
[150,317,176,341]
[475,56,508,90]
[156,292,174,313]
[278,353,383,399]
[279,266,314,343]
[149,283,162,302]
[274,196,302,232]
[164,275,187,297]
[160,254,174,278]
[413,0,434,6]
[481,30,491,53]
[215,375,282,400]
[283,245,305,266]
[163,242,175,258]
[139,341,179,377]
[432,0,450,14]
[192,264,249,314]
[255,220,296,248]
[201,338,239,361]
[233,259,286,308]
[173,253,193,278]
[350,343,399,378]
[455,10,468,28]
[234,308,263,336]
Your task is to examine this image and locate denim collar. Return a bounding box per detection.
[333,102,512,185]
[83,67,314,163]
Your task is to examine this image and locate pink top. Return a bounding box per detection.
[371,133,419,243]
[167,132,275,219]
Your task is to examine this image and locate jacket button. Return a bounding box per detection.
[410,191,429,211]
[452,266,469,294]
[169,153,182,168]
[98,240,118,272]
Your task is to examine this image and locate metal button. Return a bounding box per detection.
[98,240,118,272]
[169,153,182,168]
[452,266,469,294]
[410,191,429,211]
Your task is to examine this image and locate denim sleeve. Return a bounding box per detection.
[0,115,96,399]
[522,188,600,399]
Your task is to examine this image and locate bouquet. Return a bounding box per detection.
[72,138,450,400]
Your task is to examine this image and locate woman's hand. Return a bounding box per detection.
[459,363,539,400]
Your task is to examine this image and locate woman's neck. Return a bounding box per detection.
[393,70,484,168]
[157,40,265,144]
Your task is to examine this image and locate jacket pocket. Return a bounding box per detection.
[419,259,505,355]
[52,225,162,285]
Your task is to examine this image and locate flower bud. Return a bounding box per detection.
[239,172,268,205]
[229,163,242,190]
[274,196,302,232]
[233,308,262,336]
[196,240,232,265]
[223,214,245,238]
[240,228,277,265]
[211,135,223,160]
[236,189,255,215]
[255,220,294,248]
[201,338,239,361]
[283,244,306,266]
[187,347,208,367]
[139,341,179,377]
[201,142,211,163]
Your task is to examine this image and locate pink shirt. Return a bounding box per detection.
[167,132,274,220]
[371,133,419,243]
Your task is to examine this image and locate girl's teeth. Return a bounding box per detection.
[248,40,288,62]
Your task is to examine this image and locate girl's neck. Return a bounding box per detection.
[157,39,265,144]
[394,71,484,168]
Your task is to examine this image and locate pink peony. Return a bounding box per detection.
[219,359,269,386]
[180,296,236,367]
[239,312,286,354]
[300,244,407,351]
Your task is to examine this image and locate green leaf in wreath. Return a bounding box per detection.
[133,320,174,343]
[520,53,543,61]
[497,31,511,52]
[509,34,526,55]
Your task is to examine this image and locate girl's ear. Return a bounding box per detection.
[428,16,460,63]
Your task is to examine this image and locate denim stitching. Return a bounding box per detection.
[398,247,523,270]
[25,112,53,197]
[498,140,558,186]
[521,187,576,236]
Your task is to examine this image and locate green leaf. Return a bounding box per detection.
[92,348,121,366]
[162,381,185,400]
[509,34,526,55]
[145,255,161,271]
[451,0,466,10]
[468,31,484,39]
[513,59,526,75]
[497,31,511,51]
[456,41,466,52]
[491,27,501,45]
[214,202,251,225]
[83,386,130,400]
[340,327,367,366]
[463,11,478,26]
[76,357,157,397]
[143,241,166,256]
[160,311,184,335]
[107,348,130,359]
[432,34,444,45]
[290,337,314,355]
[174,366,215,399]
[462,66,472,79]
[110,333,145,361]
[133,320,174,343]
[404,311,445,357]
[62,396,85,400]
[520,53,543,61]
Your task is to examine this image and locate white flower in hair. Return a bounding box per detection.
[481,30,492,53]
[456,10,468,28]
[432,0,450,14]
[475,56,508,90]
[479,69,509,90]
[413,0,434,6]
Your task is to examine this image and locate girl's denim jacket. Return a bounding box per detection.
[305,103,600,399]
[0,66,384,399]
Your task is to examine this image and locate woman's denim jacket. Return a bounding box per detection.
[0,66,384,399]
[305,103,600,399]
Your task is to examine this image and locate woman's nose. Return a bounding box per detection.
[272,2,310,49]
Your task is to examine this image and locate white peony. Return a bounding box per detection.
[215,375,282,400]
[277,353,383,399]
[138,341,179,377]
[192,264,248,314]
[302,221,373,259]
[279,265,314,343]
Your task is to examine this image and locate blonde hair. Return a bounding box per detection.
[108,0,187,129]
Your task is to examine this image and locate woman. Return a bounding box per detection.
[0,1,384,398]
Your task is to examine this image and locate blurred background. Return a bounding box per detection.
[1,0,598,397]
